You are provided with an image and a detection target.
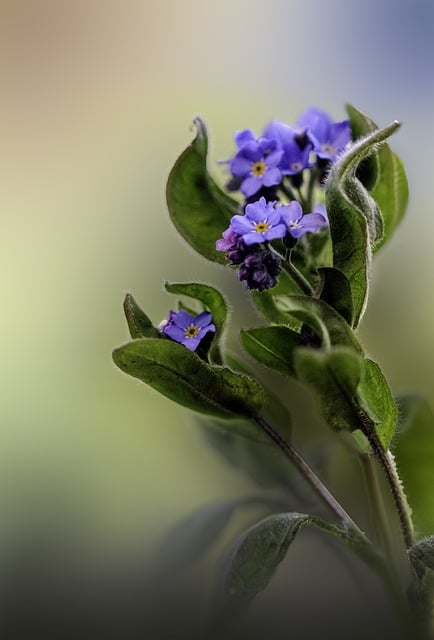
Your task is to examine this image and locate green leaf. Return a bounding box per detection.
[240,325,300,378]
[408,536,434,581]
[224,511,376,606]
[346,105,409,251]
[166,118,239,264]
[318,267,353,325]
[326,120,401,327]
[357,358,398,450]
[112,338,264,420]
[294,347,364,433]
[164,281,228,363]
[274,295,362,353]
[251,269,302,331]
[394,395,434,536]
[123,293,160,339]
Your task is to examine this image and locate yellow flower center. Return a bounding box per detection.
[254,221,270,233]
[184,325,199,338]
[252,161,266,176]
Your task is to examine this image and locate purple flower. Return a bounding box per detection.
[230,130,283,197]
[238,248,281,292]
[295,107,351,161]
[162,310,216,352]
[280,201,328,239]
[263,120,313,175]
[230,197,287,246]
[215,227,243,252]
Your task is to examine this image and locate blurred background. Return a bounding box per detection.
[1,0,434,637]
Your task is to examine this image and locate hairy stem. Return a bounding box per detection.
[360,454,417,635]
[358,412,415,549]
[252,414,367,539]
[269,246,315,296]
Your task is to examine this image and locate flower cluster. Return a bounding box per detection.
[227,107,351,198]
[217,107,348,291]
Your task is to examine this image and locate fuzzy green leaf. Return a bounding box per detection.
[294,347,364,433]
[274,295,362,353]
[326,120,401,327]
[346,104,409,251]
[165,281,228,363]
[166,118,238,264]
[394,395,434,536]
[113,338,264,420]
[224,511,376,606]
[240,325,300,378]
[318,267,353,325]
[123,293,160,339]
[357,358,397,450]
[408,536,434,581]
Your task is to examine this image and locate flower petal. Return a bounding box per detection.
[182,336,201,351]
[264,224,287,241]
[194,311,213,328]
[243,231,265,245]
[230,215,254,235]
[245,199,268,223]
[164,325,186,342]
[263,166,282,187]
[231,156,253,177]
[235,129,256,148]
[299,212,328,232]
[241,175,263,197]
[172,310,193,329]
[280,201,303,226]
[197,323,216,338]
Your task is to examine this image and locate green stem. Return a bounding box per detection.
[270,246,314,296]
[252,414,367,539]
[305,166,318,212]
[360,454,417,636]
[278,179,297,202]
[358,413,415,549]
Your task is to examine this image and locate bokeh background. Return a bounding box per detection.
[1,0,434,637]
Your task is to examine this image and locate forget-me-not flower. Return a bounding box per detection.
[162,310,216,352]
[230,197,287,245]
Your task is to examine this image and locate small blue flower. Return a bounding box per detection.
[162,310,216,352]
[280,201,328,238]
[263,120,313,175]
[295,107,351,161]
[230,197,287,246]
[229,130,283,197]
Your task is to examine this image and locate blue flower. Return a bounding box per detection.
[230,197,287,246]
[229,130,283,197]
[263,120,313,175]
[162,310,216,352]
[280,201,328,238]
[295,107,351,162]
